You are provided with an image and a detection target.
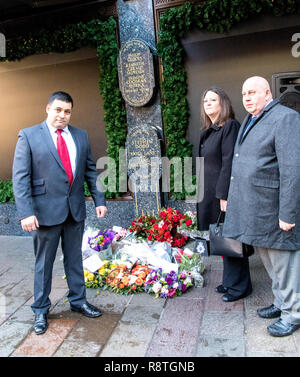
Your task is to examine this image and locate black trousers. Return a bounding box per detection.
[31,213,86,314]
[222,256,252,298]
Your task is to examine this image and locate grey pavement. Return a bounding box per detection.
[0,235,300,357]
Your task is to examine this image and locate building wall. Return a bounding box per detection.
[183,23,300,158]
[0,47,107,179]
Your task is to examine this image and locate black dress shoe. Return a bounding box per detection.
[222,291,250,302]
[215,285,228,294]
[70,302,102,318]
[257,304,281,319]
[267,319,300,337]
[33,314,48,335]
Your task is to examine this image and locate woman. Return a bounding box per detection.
[197,87,252,302]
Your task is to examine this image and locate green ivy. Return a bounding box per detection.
[0,180,14,203]
[157,0,300,199]
[0,17,127,199]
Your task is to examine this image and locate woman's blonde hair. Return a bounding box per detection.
[200,87,235,129]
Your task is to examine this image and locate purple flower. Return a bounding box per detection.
[166,276,174,285]
[181,284,187,293]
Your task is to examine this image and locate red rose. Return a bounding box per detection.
[185,219,192,226]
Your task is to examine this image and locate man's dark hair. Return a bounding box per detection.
[48,91,74,107]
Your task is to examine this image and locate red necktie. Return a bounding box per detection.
[56,129,73,186]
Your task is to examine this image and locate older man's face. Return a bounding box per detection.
[242,80,270,116]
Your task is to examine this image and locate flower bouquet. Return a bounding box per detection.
[148,207,188,247]
[128,207,189,247]
[105,263,152,295]
[129,215,156,241]
[88,229,115,259]
[177,211,203,239]
[175,248,205,288]
[144,268,193,298]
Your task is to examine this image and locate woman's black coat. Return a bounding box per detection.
[197,118,240,230]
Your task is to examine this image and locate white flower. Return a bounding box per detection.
[161,286,169,294]
[152,282,162,293]
[173,282,178,289]
[184,277,192,285]
[129,275,137,285]
[183,248,193,257]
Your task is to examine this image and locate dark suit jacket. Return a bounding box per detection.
[197,118,240,230]
[223,99,300,250]
[12,121,106,226]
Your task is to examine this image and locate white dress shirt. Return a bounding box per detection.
[46,122,77,176]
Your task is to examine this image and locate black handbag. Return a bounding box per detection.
[193,237,210,256]
[209,212,254,258]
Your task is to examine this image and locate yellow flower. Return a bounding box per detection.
[98,267,106,275]
[84,270,89,277]
[110,264,118,269]
[88,273,94,281]
[94,280,98,284]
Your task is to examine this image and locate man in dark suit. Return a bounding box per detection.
[13,91,107,335]
[223,76,300,337]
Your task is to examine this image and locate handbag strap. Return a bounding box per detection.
[216,211,225,226]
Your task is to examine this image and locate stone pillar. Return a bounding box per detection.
[117,0,165,217]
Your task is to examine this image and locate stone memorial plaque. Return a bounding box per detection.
[118,39,155,107]
[126,125,162,216]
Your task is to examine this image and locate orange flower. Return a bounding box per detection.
[135,277,143,286]
[121,276,129,286]
[138,271,146,279]
[113,278,120,286]
[119,283,124,289]
[132,285,137,290]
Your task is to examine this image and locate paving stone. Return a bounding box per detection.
[89,289,133,314]
[175,286,208,300]
[0,312,11,325]
[245,308,297,354]
[0,321,32,356]
[51,275,69,289]
[99,322,157,357]
[129,292,166,306]
[204,269,244,312]
[244,254,273,309]
[13,319,78,357]
[147,298,204,349]
[196,335,245,357]
[146,340,196,357]
[53,339,102,357]
[247,351,299,357]
[66,313,120,344]
[121,304,163,324]
[150,325,199,347]
[25,288,68,308]
[9,305,35,323]
[293,329,300,355]
[200,311,244,338]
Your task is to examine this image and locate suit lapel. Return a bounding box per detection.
[40,121,65,171]
[239,99,280,145]
[68,125,81,180]
[238,115,251,144]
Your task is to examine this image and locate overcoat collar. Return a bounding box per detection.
[239,98,280,144]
